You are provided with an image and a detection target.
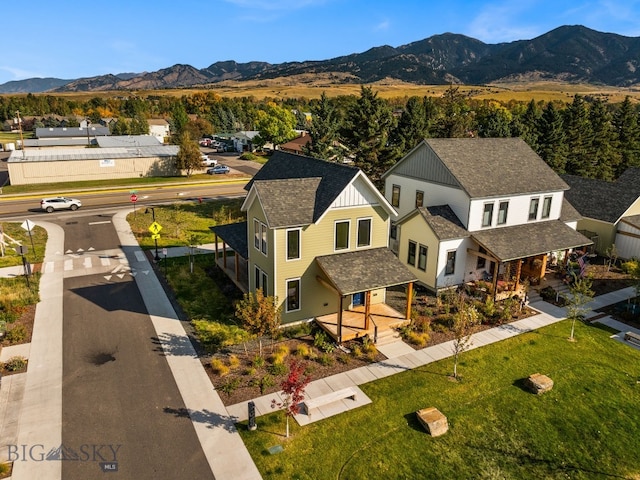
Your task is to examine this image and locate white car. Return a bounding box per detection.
[40,197,82,213]
[201,155,218,167]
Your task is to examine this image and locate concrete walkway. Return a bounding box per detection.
[226,286,639,425]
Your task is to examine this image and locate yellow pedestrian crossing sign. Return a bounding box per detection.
[148,222,163,235]
[151,233,161,240]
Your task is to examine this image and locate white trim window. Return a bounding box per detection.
[260,222,268,255]
[286,278,301,312]
[391,184,401,208]
[253,219,260,249]
[415,190,424,208]
[418,244,427,271]
[254,266,268,296]
[286,228,301,260]
[482,202,494,228]
[445,250,456,276]
[528,197,539,221]
[335,220,350,251]
[541,196,552,219]
[497,201,509,225]
[407,240,417,266]
[357,217,372,248]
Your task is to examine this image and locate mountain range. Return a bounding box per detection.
[2,25,640,94]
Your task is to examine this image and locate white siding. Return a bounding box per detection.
[331,176,380,209]
[616,222,640,259]
[467,191,565,231]
[435,238,468,289]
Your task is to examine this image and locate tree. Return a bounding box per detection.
[170,102,189,140]
[588,99,620,180]
[475,101,513,138]
[175,134,202,177]
[563,275,595,342]
[434,85,473,138]
[451,296,479,379]
[563,95,592,176]
[613,96,640,176]
[303,92,341,160]
[234,289,281,357]
[255,102,297,147]
[276,359,311,438]
[341,86,396,183]
[388,96,433,159]
[130,114,149,135]
[536,102,568,173]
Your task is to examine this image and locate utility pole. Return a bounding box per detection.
[15,110,25,158]
[86,118,91,145]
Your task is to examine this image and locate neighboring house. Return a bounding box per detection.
[563,168,640,259]
[210,151,417,343]
[147,118,170,143]
[233,131,260,152]
[279,132,311,155]
[383,138,592,294]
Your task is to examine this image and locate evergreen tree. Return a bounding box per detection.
[511,99,541,149]
[169,102,189,141]
[303,92,341,160]
[475,101,512,138]
[536,102,568,173]
[434,85,473,138]
[613,96,640,176]
[341,86,396,183]
[588,99,620,180]
[388,96,432,159]
[563,95,592,175]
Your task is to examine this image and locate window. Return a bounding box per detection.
[415,190,424,208]
[261,271,268,296]
[418,245,427,271]
[335,220,350,250]
[497,201,509,225]
[407,241,417,266]
[286,229,300,260]
[253,219,260,249]
[286,279,300,312]
[390,222,397,240]
[476,246,486,269]
[254,266,261,291]
[542,196,552,219]
[528,197,539,221]
[391,184,401,208]
[482,203,494,227]
[260,222,268,254]
[357,218,371,248]
[445,250,456,275]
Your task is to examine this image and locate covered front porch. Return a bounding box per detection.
[209,221,249,293]
[313,248,418,344]
[469,220,594,300]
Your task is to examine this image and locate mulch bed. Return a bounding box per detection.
[0,304,34,377]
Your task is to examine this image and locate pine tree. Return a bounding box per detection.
[613,96,640,177]
[388,96,432,158]
[512,99,542,149]
[475,101,512,138]
[588,99,620,180]
[303,92,341,160]
[341,86,396,183]
[563,95,592,175]
[536,102,568,173]
[434,85,473,138]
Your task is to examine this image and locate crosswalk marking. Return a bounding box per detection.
[44,261,54,273]
[83,257,92,268]
[100,257,111,266]
[64,259,73,271]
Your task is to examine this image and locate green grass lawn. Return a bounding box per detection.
[127,198,245,249]
[239,321,640,479]
[0,222,47,268]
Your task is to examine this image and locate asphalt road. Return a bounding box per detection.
[60,214,214,479]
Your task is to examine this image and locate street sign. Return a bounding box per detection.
[14,245,27,255]
[148,222,162,235]
[162,248,168,256]
[21,219,35,232]
[130,194,138,203]
[151,233,161,240]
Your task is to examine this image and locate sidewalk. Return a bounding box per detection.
[226,286,639,425]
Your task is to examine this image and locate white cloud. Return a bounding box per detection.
[374,20,390,32]
[0,66,43,81]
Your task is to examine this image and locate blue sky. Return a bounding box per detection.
[2,0,640,85]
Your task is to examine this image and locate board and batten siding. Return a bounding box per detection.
[616,221,640,260]
[275,204,390,324]
[246,199,275,297]
[7,157,178,185]
[577,217,616,255]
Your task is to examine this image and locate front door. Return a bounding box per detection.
[352,292,365,307]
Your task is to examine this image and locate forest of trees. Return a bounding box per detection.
[2,86,640,183]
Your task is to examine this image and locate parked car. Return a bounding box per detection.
[40,197,82,213]
[207,164,230,174]
[201,155,218,167]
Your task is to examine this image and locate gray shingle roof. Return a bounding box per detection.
[209,221,248,259]
[253,178,320,228]
[620,214,640,230]
[559,198,582,223]
[424,138,569,198]
[245,151,360,224]
[562,171,640,223]
[471,220,593,262]
[417,205,469,240]
[315,247,418,295]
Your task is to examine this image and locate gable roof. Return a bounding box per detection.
[397,205,469,240]
[253,178,321,228]
[243,151,363,225]
[384,138,569,198]
[562,170,640,224]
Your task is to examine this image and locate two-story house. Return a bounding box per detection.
[382,138,592,295]
[211,151,417,343]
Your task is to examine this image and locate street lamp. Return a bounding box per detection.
[145,207,160,261]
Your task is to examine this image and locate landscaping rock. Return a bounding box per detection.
[524,373,554,394]
[416,407,448,437]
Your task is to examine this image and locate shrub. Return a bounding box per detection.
[352,345,363,358]
[228,354,241,370]
[539,286,557,302]
[295,344,310,357]
[318,353,334,366]
[192,320,250,351]
[267,362,288,376]
[240,152,260,161]
[0,462,9,475]
[4,356,27,372]
[406,331,429,347]
[621,259,639,274]
[413,316,432,333]
[210,358,230,376]
[313,330,329,348]
[252,355,265,368]
[337,353,351,365]
[259,374,275,394]
[282,322,312,338]
[219,377,241,397]
[5,324,27,344]
[244,367,257,376]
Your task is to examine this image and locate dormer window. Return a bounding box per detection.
[497,201,509,225]
[482,203,494,227]
[542,196,552,219]
[528,197,539,221]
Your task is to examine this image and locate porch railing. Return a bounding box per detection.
[369,314,378,344]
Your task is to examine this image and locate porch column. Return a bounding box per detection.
[234,252,239,282]
[337,295,343,344]
[364,291,371,329]
[223,241,228,270]
[406,282,413,320]
[514,259,522,290]
[214,234,219,258]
